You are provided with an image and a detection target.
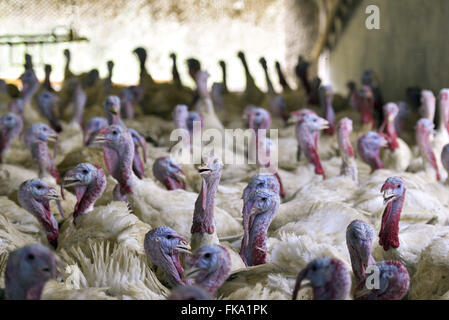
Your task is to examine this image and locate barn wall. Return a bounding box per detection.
[328,0,449,100]
[0,0,288,91]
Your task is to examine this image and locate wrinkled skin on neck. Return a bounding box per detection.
[337,118,357,182]
[25,123,60,183]
[296,114,327,178]
[18,179,59,248]
[357,131,386,172]
[240,188,279,266]
[191,170,221,236]
[379,103,399,151]
[129,129,147,180]
[292,258,351,300]
[354,260,410,300]
[416,118,441,180]
[152,157,186,190]
[346,220,376,285]
[95,126,135,200]
[184,245,231,295]
[0,113,23,163]
[379,177,406,251]
[4,244,57,300]
[30,141,60,184]
[144,227,191,287]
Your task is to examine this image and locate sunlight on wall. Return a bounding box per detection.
[0,0,289,92]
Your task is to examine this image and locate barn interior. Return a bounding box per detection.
[0,0,448,301]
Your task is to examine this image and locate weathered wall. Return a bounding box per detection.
[0,0,288,91]
[328,0,449,100]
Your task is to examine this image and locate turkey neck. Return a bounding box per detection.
[275,63,290,91]
[337,128,354,162]
[73,171,106,222]
[239,55,253,87]
[382,116,399,151]
[347,241,375,285]
[31,141,59,183]
[297,123,325,177]
[360,98,375,128]
[72,86,85,126]
[322,96,335,135]
[379,190,406,251]
[171,56,182,88]
[64,55,71,78]
[22,80,39,106]
[242,203,278,266]
[261,65,275,95]
[191,172,221,246]
[417,130,440,180]
[43,71,52,91]
[438,97,449,134]
[23,196,58,248]
[106,137,134,195]
[220,63,228,93]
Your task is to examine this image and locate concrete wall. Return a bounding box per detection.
[328,0,449,101]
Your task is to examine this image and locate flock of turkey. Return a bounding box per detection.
[0,46,449,300]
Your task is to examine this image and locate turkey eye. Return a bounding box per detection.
[27,254,35,260]
[204,253,211,259]
[82,169,88,174]
[261,197,267,202]
[396,185,401,188]
[112,131,117,135]
[166,235,173,239]
[37,186,42,190]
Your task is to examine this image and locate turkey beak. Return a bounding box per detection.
[92,133,108,146]
[62,173,82,188]
[47,132,58,143]
[382,188,395,205]
[175,240,191,255]
[46,188,60,201]
[198,162,212,175]
[381,183,396,205]
[319,118,330,130]
[109,104,119,116]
